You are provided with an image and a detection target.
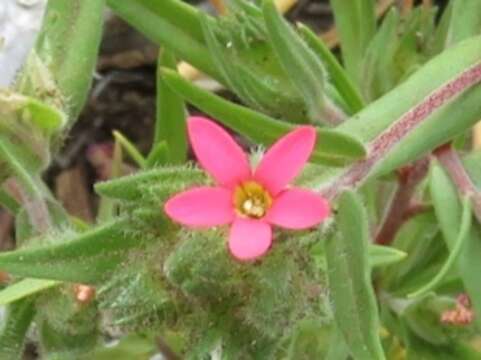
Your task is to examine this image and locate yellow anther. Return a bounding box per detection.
[234,181,272,219]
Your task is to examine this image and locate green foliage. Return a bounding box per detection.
[325,191,385,359]
[36,286,99,358]
[430,163,481,329]
[0,278,60,305]
[262,1,339,125]
[161,68,367,166]
[0,220,134,283]
[154,51,188,164]
[28,0,106,122]
[2,0,481,358]
[0,299,35,360]
[329,0,376,86]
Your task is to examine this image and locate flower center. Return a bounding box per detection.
[233,181,272,219]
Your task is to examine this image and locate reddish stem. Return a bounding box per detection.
[375,158,429,245]
[322,60,481,200]
[434,144,481,223]
[402,202,431,221]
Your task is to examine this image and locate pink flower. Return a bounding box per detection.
[164,117,330,261]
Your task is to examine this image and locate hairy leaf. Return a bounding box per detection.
[325,191,385,360]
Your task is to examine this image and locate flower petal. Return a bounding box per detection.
[265,188,330,229]
[164,187,234,227]
[228,218,272,261]
[254,126,316,195]
[188,117,251,187]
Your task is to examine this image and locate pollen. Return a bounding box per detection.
[233,181,272,219]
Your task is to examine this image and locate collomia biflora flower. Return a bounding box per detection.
[165,117,330,261]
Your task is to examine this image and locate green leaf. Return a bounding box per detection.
[0,220,137,284]
[337,35,481,176]
[87,334,155,360]
[430,1,454,55]
[404,323,481,359]
[325,191,385,360]
[0,135,45,198]
[0,278,60,305]
[408,197,472,298]
[0,299,35,360]
[368,245,407,268]
[262,1,331,124]
[112,130,146,168]
[299,24,364,113]
[430,163,481,329]
[360,8,400,101]
[403,296,452,346]
[161,69,366,165]
[32,0,106,122]
[286,320,334,359]
[153,51,187,164]
[446,0,481,46]
[106,0,219,78]
[379,212,446,296]
[0,91,66,134]
[95,166,205,201]
[329,0,376,86]
[325,326,350,360]
[198,12,307,122]
[146,141,169,168]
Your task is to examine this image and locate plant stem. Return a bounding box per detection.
[434,143,481,223]
[375,158,429,245]
[322,60,481,200]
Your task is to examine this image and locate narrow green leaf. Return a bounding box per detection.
[325,191,385,360]
[430,163,481,329]
[0,299,35,360]
[446,0,481,46]
[262,1,330,124]
[380,212,444,296]
[369,245,407,268]
[408,197,471,298]
[330,0,376,86]
[110,0,205,43]
[161,69,366,165]
[0,278,60,305]
[95,166,205,201]
[97,140,123,223]
[0,136,44,198]
[146,141,169,168]
[361,8,400,101]
[32,0,105,122]
[0,220,135,284]
[299,24,364,113]
[107,0,219,78]
[154,51,187,164]
[430,1,454,55]
[198,8,312,123]
[337,36,481,177]
[112,130,146,168]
